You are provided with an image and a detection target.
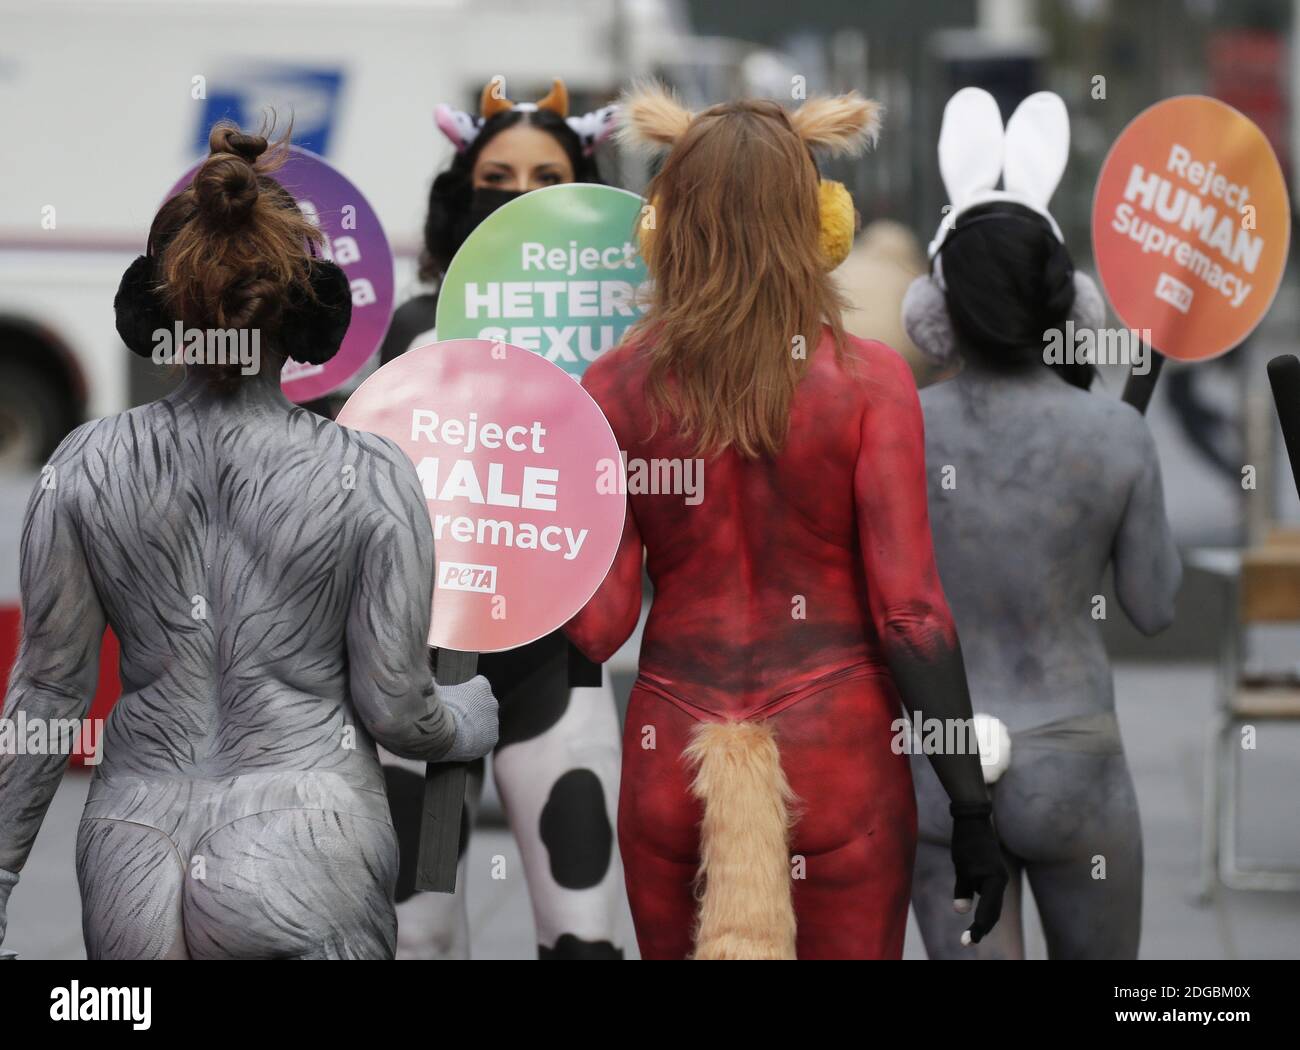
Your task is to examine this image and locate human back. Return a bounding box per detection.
[588,326,920,713]
[910,191,1180,732]
[0,119,498,960]
[921,366,1168,730]
[66,394,416,786]
[566,85,1006,960]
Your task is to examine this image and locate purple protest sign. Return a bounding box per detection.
[166,146,394,402]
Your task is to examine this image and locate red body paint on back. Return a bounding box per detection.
[566,326,958,958]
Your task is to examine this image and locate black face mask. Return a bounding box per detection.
[448,188,526,259]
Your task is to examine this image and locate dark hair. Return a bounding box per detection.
[939,202,1092,390]
[419,107,604,283]
[148,120,325,390]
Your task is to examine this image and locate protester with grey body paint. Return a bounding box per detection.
[901,89,1181,959]
[0,121,498,960]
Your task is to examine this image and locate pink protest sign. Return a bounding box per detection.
[167,146,394,401]
[336,339,626,652]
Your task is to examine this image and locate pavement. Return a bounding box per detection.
[4,658,1299,960]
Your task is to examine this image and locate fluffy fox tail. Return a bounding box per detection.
[683,719,798,960]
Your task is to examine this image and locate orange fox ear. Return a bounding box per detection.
[536,78,569,118]
[480,79,513,121]
[618,80,694,152]
[789,93,882,155]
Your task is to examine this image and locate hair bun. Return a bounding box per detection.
[194,125,266,226]
[193,155,259,225]
[208,123,268,164]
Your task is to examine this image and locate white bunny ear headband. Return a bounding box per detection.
[904,87,1105,365]
[928,87,1069,258]
[435,78,619,157]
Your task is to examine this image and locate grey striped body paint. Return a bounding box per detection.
[0,364,494,959]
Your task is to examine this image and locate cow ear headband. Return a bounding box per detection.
[114,224,352,366]
[903,87,1105,364]
[617,81,881,271]
[435,77,619,157]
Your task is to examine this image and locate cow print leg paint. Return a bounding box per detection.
[493,670,625,959]
[381,635,624,959]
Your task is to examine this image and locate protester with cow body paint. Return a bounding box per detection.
[378,78,628,960]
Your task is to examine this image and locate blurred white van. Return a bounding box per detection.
[0,0,701,466]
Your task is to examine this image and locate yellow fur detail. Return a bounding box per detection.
[683,720,798,960]
[819,180,856,270]
[636,184,854,273]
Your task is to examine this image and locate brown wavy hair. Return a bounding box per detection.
[148,119,324,389]
[623,93,875,458]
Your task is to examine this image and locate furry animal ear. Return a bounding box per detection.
[929,87,1070,255]
[435,104,477,152]
[790,93,882,155]
[568,103,619,156]
[618,81,694,152]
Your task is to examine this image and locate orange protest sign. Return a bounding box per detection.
[1092,95,1290,362]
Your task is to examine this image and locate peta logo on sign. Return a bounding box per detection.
[439,562,498,594]
[1155,272,1194,314]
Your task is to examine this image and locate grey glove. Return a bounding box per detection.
[437,675,499,762]
[0,867,17,947]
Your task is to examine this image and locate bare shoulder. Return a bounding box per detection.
[330,416,410,469]
[47,416,111,463]
[580,341,648,431]
[583,342,641,395]
[1042,381,1156,457]
[838,334,917,410]
[44,405,176,479]
[1087,390,1159,473]
[330,417,428,520]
